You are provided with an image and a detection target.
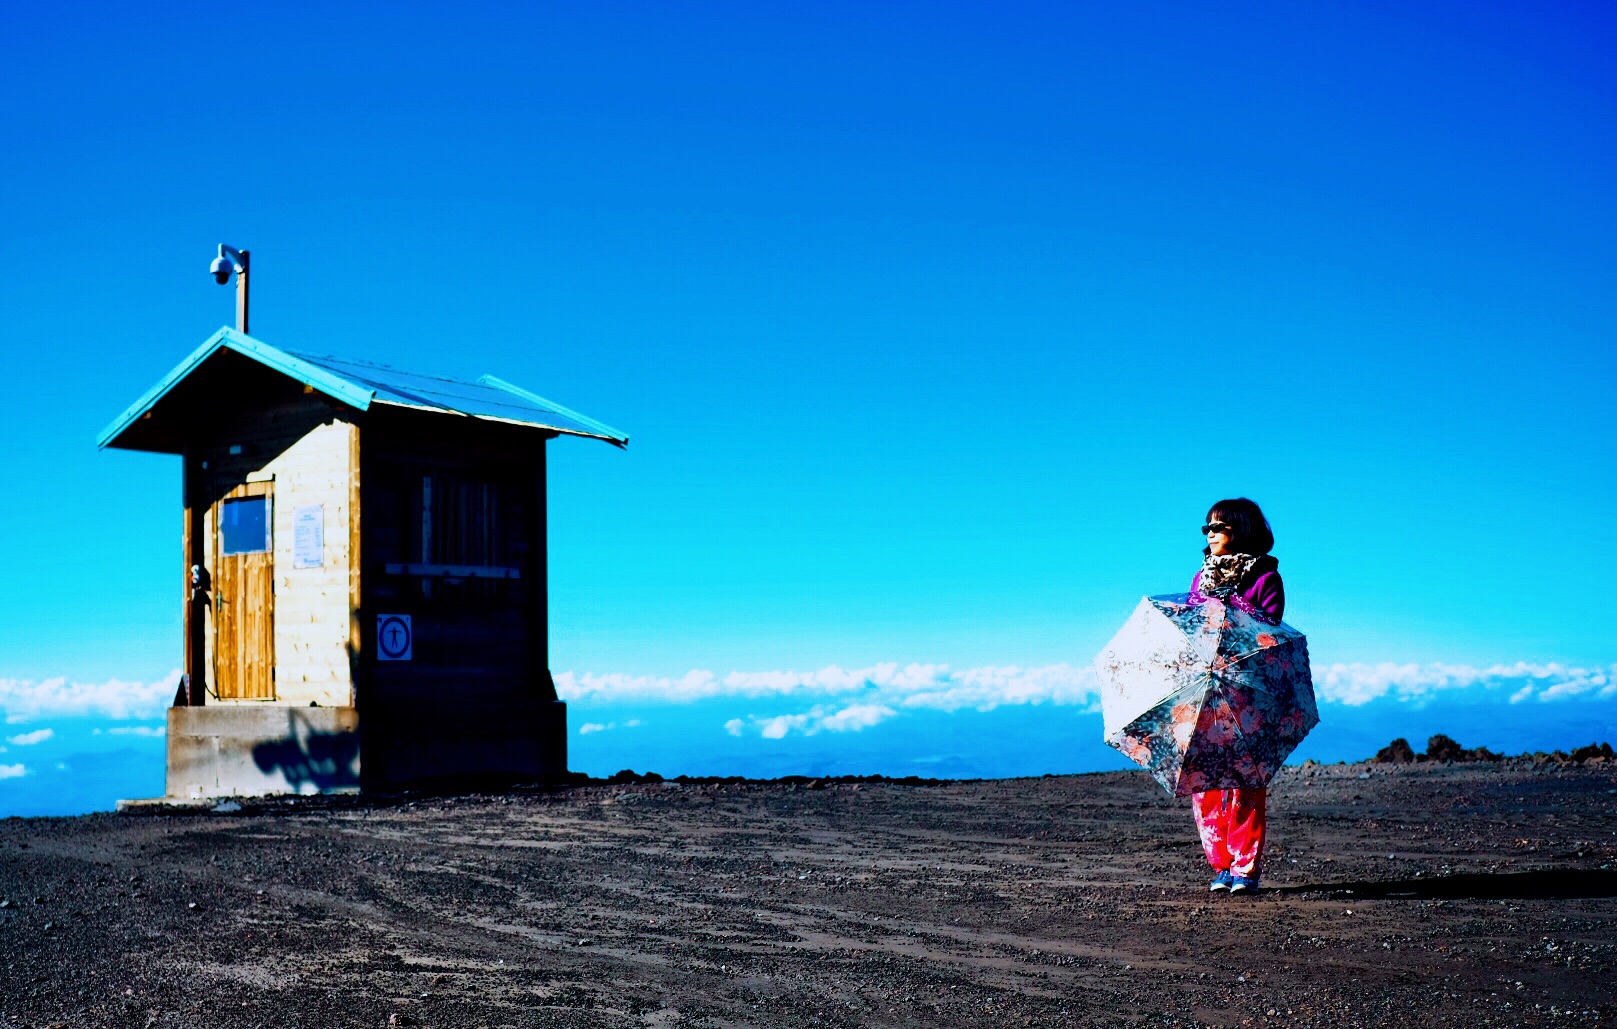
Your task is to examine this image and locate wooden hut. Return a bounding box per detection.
[98,328,626,798]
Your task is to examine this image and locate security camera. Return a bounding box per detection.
[211,244,247,284]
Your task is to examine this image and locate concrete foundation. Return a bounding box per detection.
[167,705,361,799]
[164,700,568,799]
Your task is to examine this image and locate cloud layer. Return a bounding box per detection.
[561,660,1617,738]
[0,662,1609,728]
[726,703,899,739]
[0,671,180,724]
[558,663,1100,712]
[578,719,642,736]
[1316,662,1617,707]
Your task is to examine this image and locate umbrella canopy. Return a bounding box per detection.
[1094,593,1318,797]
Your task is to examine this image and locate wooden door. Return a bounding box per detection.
[213,481,275,699]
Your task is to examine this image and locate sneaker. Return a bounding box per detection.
[1209,870,1234,892]
[1229,876,1260,894]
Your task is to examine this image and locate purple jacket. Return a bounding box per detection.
[1190,563,1285,624]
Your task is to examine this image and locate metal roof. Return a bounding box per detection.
[97,327,628,450]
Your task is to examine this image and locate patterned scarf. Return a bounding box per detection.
[1198,552,1264,599]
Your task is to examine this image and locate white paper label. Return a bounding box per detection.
[292,505,324,569]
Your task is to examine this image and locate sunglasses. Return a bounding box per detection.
[1201,523,1233,536]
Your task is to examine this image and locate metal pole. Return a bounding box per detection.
[236,249,251,334]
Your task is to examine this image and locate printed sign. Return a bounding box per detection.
[376,614,412,661]
[293,505,324,568]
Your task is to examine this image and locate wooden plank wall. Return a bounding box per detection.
[198,395,357,708]
[266,415,357,707]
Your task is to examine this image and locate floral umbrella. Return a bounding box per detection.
[1093,593,1317,797]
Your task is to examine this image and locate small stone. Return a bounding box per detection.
[187,902,198,910]
[577,939,592,946]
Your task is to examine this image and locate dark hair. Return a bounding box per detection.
[1204,497,1275,556]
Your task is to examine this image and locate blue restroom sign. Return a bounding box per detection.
[376,615,413,661]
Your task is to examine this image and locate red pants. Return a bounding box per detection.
[1191,788,1267,878]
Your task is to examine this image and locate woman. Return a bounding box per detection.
[1188,497,1284,895]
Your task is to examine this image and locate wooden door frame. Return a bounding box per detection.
[212,479,276,700]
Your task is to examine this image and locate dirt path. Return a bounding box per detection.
[2,762,1615,1027]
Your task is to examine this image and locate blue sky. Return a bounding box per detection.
[2,2,1614,814]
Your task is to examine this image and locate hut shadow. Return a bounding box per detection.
[1271,869,1617,901]
[251,710,361,792]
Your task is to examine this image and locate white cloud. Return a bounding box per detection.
[8,660,1609,737]
[0,670,180,723]
[1316,662,1617,707]
[560,658,1617,740]
[106,725,166,737]
[559,663,1097,742]
[5,728,54,746]
[757,713,806,739]
[577,718,645,736]
[560,660,1617,713]
[0,764,25,780]
[557,662,1099,712]
[735,702,899,740]
[818,704,896,732]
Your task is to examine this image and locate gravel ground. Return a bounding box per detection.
[2,761,1615,1027]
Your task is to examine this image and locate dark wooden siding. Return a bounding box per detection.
[356,407,561,786]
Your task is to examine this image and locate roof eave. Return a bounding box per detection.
[96,327,378,451]
[367,398,629,447]
[477,374,629,447]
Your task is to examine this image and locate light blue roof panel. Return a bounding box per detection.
[98,327,627,451]
[284,350,628,444]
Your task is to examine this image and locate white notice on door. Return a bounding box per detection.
[293,505,324,568]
